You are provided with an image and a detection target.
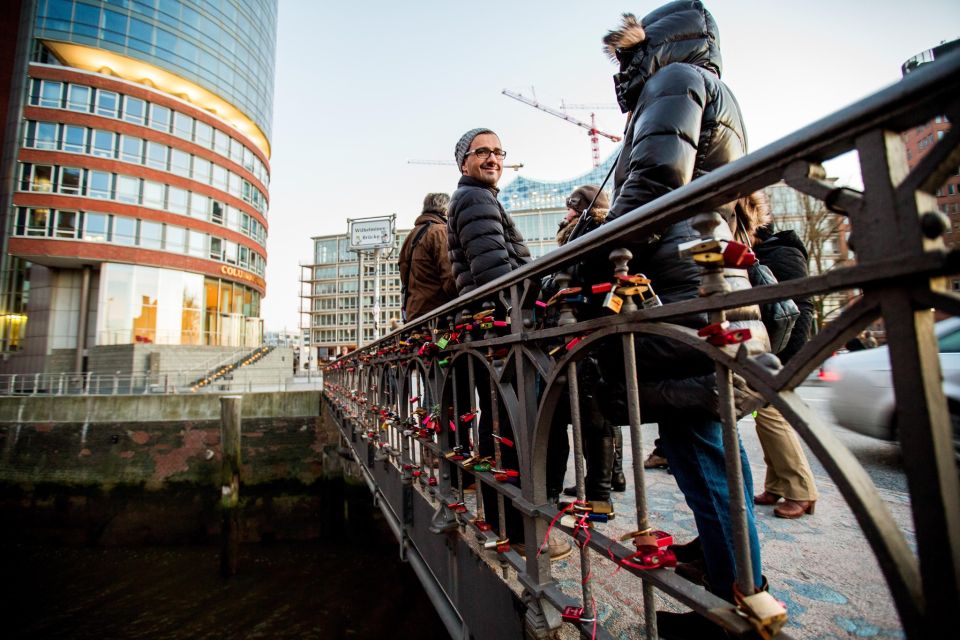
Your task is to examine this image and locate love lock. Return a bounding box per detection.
[736,588,788,640]
[561,606,595,623]
[620,529,678,569]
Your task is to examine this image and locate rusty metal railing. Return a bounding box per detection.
[322,51,960,639]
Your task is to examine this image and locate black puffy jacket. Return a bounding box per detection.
[447,176,531,294]
[600,0,767,381]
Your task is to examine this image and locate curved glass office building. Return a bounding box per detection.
[0,0,277,375]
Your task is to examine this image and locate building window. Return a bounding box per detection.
[66,84,91,112]
[188,230,206,257]
[165,225,186,253]
[170,148,190,177]
[87,170,112,199]
[54,210,78,239]
[149,104,172,132]
[37,80,63,108]
[173,112,193,140]
[91,129,116,159]
[211,201,224,224]
[117,175,140,204]
[168,187,188,214]
[143,180,165,209]
[60,124,86,153]
[190,193,209,218]
[140,220,163,249]
[195,121,213,149]
[146,141,168,170]
[120,135,143,163]
[212,164,227,190]
[114,217,136,246]
[214,129,229,156]
[27,121,58,150]
[21,164,53,192]
[96,90,119,118]
[123,96,146,125]
[27,208,51,236]
[59,167,82,195]
[209,237,223,261]
[83,212,109,242]
[193,157,211,183]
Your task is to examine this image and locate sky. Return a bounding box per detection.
[262,0,960,331]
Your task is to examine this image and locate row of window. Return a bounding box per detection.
[311,310,401,328]
[12,207,266,277]
[312,295,402,311]
[24,119,267,214]
[30,78,269,186]
[311,278,402,295]
[19,162,266,247]
[311,262,401,281]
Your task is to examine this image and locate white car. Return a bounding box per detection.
[822,317,960,459]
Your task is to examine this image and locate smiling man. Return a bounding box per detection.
[447,128,530,293]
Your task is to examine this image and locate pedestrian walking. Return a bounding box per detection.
[749,213,820,519]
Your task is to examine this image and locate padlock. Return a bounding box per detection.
[428,477,438,486]
[723,240,758,268]
[615,273,652,285]
[473,519,492,532]
[615,285,649,296]
[602,291,623,314]
[436,334,450,350]
[738,590,788,638]
[677,238,722,256]
[565,335,586,351]
[446,502,467,513]
[561,606,586,622]
[698,321,730,338]
[591,282,614,294]
[707,328,752,346]
[492,434,514,448]
[460,410,477,424]
[692,251,724,267]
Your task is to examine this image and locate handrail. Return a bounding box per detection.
[322,49,960,640]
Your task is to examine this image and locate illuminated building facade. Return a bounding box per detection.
[0,0,276,374]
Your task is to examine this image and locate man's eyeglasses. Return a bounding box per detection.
[465,147,507,161]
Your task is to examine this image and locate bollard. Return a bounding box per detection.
[220,395,242,577]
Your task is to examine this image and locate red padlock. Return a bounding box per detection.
[723,241,758,268]
[707,328,753,346]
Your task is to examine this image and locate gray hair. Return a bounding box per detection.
[422,192,451,215]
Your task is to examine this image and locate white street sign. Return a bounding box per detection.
[348,216,395,250]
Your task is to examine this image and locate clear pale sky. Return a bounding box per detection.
[262,0,959,331]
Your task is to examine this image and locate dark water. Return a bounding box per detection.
[4,509,449,639]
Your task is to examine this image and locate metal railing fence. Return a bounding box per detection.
[322,51,960,640]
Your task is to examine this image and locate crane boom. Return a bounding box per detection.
[502,90,621,142]
[407,159,524,171]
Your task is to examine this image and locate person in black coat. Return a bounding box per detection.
[599,2,764,629]
[751,221,819,518]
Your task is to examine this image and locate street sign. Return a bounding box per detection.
[348,215,395,250]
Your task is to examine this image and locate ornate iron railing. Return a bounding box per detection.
[322,51,960,639]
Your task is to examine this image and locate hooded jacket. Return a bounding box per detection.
[398,210,458,321]
[597,1,767,382]
[447,175,531,294]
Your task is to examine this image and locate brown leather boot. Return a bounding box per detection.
[774,499,816,518]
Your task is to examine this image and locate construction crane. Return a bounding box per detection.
[560,100,618,111]
[503,89,621,167]
[407,159,525,172]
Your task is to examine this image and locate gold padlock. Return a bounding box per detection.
[692,251,724,266]
[739,591,788,639]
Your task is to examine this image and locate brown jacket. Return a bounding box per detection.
[399,211,458,321]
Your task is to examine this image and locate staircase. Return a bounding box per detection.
[186,346,293,392]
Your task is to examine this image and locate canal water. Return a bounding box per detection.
[4,497,448,639]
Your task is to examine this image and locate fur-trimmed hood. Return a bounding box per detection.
[735,191,772,245]
[603,1,722,113]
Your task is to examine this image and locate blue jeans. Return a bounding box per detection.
[658,411,762,602]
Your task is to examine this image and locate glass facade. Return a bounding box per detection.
[500,148,619,213]
[97,263,260,346]
[34,0,277,140]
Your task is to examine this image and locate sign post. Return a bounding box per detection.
[347,215,395,348]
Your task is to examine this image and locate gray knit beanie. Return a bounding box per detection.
[455,127,495,169]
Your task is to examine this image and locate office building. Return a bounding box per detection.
[0,0,277,375]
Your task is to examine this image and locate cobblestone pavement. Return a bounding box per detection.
[466,384,910,639]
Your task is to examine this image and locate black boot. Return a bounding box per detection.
[611,426,626,492]
[584,434,615,502]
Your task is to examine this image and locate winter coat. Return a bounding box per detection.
[447,175,531,294]
[752,228,814,364]
[598,0,767,382]
[398,211,458,321]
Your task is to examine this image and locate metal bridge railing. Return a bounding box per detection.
[322,50,960,640]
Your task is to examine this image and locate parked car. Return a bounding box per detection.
[822,317,960,460]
